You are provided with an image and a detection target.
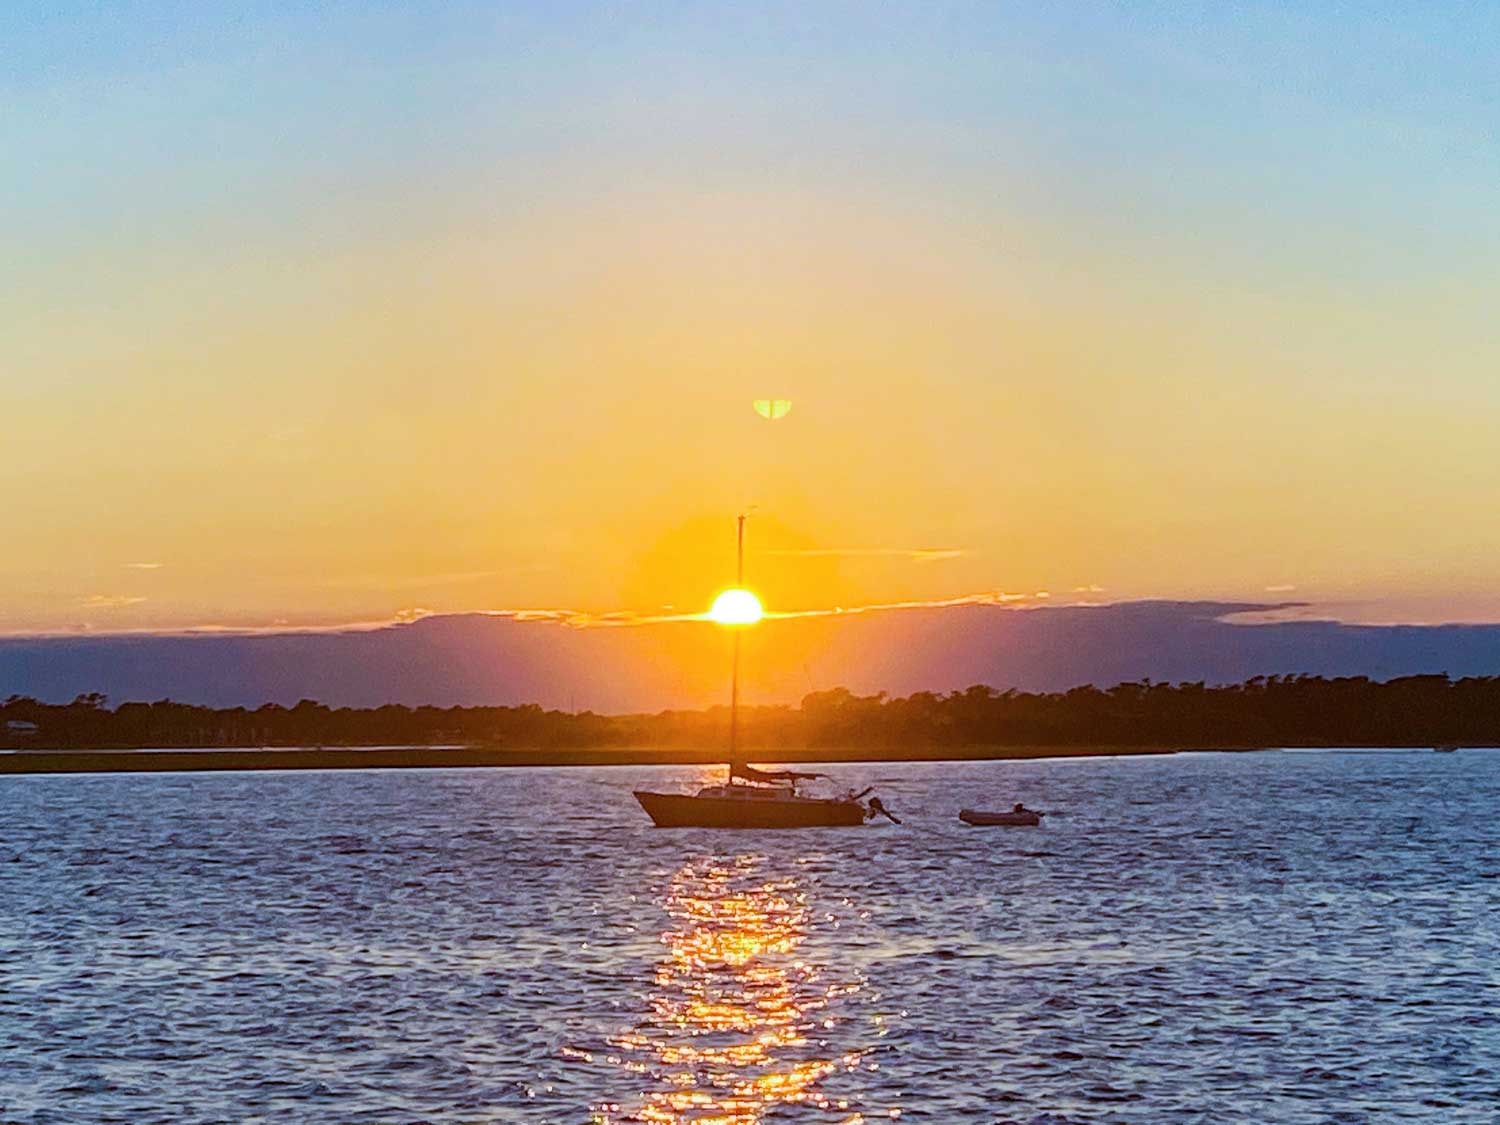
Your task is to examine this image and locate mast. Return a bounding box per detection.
[728,513,744,780]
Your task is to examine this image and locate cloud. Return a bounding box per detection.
[13,598,1460,712]
[320,570,501,591]
[367,594,1045,632]
[6,588,1078,640]
[762,547,966,563]
[1264,584,1298,593]
[124,562,164,570]
[765,590,1043,621]
[1074,584,1106,593]
[483,607,700,629]
[1219,602,1319,625]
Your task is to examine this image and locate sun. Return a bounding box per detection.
[707,588,764,626]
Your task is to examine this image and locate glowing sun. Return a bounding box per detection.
[707,588,764,626]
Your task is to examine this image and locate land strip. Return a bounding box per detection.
[0,743,1226,775]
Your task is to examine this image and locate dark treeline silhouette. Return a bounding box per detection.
[2,674,1496,750]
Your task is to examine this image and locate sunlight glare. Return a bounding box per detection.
[708,588,764,626]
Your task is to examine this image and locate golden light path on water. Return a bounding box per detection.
[586,853,890,1124]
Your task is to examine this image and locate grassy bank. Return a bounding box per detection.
[0,742,1236,775]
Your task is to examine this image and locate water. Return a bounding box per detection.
[2,751,1497,1123]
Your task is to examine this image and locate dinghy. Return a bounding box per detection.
[959,806,1042,827]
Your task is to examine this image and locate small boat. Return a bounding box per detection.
[960,807,1043,827]
[1433,744,1459,753]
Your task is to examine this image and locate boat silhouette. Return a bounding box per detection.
[634,515,893,829]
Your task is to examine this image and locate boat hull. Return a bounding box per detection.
[959,808,1042,827]
[634,790,865,829]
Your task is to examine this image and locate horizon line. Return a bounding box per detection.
[0,595,1394,643]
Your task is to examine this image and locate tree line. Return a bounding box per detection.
[2,674,1495,750]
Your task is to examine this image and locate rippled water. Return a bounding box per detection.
[2,751,1498,1122]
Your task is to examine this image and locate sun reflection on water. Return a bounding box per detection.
[591,854,874,1124]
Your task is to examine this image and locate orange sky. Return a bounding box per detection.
[7,6,1500,634]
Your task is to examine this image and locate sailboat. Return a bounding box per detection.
[633,516,894,829]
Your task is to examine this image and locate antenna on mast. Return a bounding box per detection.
[736,512,745,584]
[729,512,745,776]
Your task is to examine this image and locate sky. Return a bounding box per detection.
[6,2,1500,637]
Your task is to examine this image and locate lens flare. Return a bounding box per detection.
[708,589,764,626]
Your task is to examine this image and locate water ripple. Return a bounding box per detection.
[1,752,1497,1121]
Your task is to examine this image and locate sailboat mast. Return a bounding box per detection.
[728,514,744,774]
[736,512,745,586]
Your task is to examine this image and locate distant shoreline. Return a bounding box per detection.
[7,677,1491,764]
[0,743,1256,775]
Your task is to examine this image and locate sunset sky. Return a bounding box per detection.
[6,2,1500,635]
